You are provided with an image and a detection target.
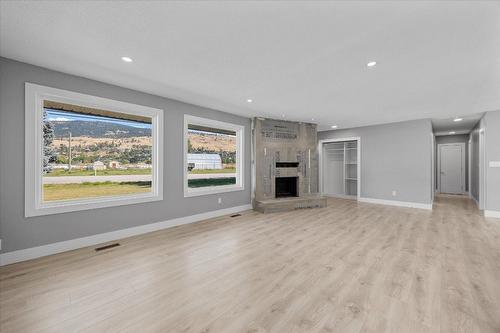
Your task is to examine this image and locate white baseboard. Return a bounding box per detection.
[323,193,357,200]
[484,210,500,218]
[0,204,252,266]
[358,197,433,210]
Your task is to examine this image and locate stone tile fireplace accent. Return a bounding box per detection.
[252,118,326,213]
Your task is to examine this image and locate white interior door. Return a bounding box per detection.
[439,144,464,194]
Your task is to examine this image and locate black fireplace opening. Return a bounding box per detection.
[275,177,298,198]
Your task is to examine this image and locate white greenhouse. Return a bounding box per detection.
[187,153,223,170]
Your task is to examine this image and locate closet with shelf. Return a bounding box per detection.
[321,139,359,199]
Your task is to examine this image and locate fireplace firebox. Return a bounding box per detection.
[275,177,298,198]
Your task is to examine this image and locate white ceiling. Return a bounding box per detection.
[432,113,484,136]
[1,1,499,131]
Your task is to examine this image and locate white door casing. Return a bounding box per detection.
[318,137,361,200]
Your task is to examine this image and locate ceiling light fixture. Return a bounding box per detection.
[449,131,456,134]
[121,56,133,63]
[247,99,253,103]
[367,61,377,67]
[453,117,463,122]
[331,125,338,129]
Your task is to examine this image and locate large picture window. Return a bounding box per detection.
[184,115,244,197]
[25,83,163,217]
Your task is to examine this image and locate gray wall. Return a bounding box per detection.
[435,134,469,192]
[318,119,433,205]
[0,57,251,253]
[469,122,481,203]
[484,110,500,211]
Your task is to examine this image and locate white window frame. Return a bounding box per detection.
[25,83,164,217]
[184,115,244,197]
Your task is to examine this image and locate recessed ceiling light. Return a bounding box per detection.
[331,125,338,129]
[121,56,133,63]
[449,131,456,134]
[453,117,463,122]
[367,61,377,67]
[247,99,253,103]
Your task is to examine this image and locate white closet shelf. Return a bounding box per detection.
[345,178,358,181]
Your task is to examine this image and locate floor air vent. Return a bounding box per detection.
[95,243,120,251]
[230,214,241,218]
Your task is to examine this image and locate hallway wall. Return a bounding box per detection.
[484,110,500,212]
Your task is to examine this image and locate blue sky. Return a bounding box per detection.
[45,109,151,129]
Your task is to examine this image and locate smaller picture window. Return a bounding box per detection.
[184,115,244,197]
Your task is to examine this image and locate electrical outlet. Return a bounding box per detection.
[218,197,222,204]
[490,161,500,168]
[392,190,397,197]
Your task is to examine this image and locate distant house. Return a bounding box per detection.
[108,160,120,169]
[187,153,222,170]
[135,162,152,169]
[50,164,69,170]
[90,161,106,170]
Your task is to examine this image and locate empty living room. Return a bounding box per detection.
[1,1,500,332]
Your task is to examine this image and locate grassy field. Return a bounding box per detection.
[46,168,151,177]
[189,168,236,174]
[43,181,151,201]
[188,177,236,188]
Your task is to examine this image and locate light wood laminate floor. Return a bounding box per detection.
[1,195,500,333]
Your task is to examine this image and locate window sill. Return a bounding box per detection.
[184,185,245,198]
[26,192,163,217]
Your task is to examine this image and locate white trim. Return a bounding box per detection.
[468,139,472,196]
[318,137,361,200]
[0,204,252,266]
[479,125,486,210]
[431,133,435,201]
[437,142,466,194]
[484,210,500,218]
[250,118,256,202]
[25,83,164,217]
[183,115,245,197]
[324,193,357,200]
[359,197,433,210]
